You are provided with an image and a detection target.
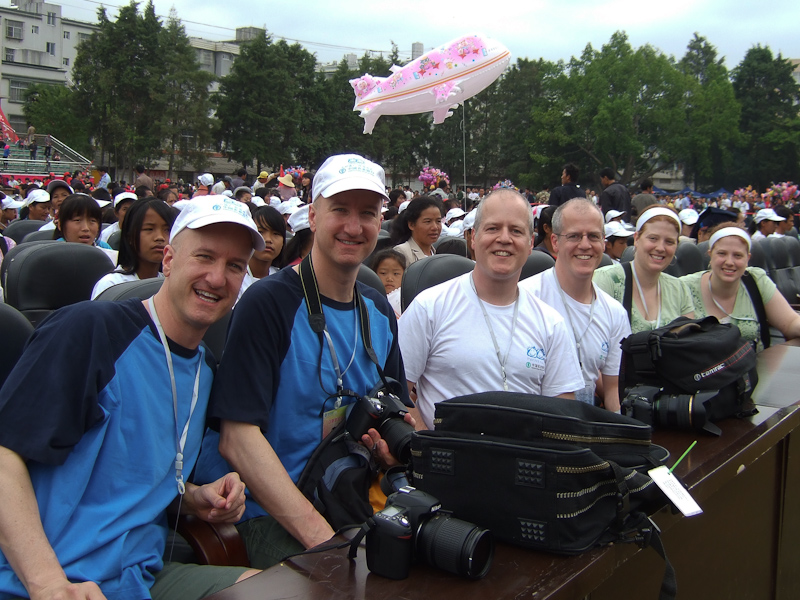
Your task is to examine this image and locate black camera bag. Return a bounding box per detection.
[619,316,758,422]
[296,417,376,531]
[409,392,676,599]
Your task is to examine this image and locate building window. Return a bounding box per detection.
[63,31,70,40]
[32,25,39,34]
[63,57,70,66]
[9,80,30,103]
[78,32,91,42]
[5,48,14,62]
[47,12,57,25]
[6,20,23,40]
[46,42,56,55]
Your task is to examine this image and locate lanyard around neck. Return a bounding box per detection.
[148,297,202,496]
[707,274,756,322]
[470,274,520,392]
[552,269,596,368]
[631,262,661,328]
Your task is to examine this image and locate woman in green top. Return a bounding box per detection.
[593,206,694,333]
[680,223,800,351]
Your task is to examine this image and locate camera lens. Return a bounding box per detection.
[379,417,415,464]
[417,514,494,579]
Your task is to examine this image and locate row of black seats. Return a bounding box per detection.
[2,219,122,249]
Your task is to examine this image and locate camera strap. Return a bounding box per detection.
[299,253,393,395]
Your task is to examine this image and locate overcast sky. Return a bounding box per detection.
[57,0,800,70]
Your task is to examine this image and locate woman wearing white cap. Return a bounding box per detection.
[680,223,800,351]
[749,208,785,241]
[594,205,694,333]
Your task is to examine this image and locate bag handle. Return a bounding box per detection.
[741,270,770,350]
[622,261,633,325]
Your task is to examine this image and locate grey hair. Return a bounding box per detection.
[552,197,603,234]
[473,189,534,235]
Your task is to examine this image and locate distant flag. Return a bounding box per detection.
[0,105,18,143]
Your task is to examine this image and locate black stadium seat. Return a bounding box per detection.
[4,243,114,327]
[400,254,474,311]
[21,229,55,243]
[356,264,387,297]
[520,251,555,280]
[1,240,56,290]
[2,220,45,244]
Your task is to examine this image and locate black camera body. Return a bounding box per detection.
[622,384,722,435]
[365,486,494,580]
[345,386,415,463]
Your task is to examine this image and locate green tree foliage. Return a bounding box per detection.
[156,12,215,176]
[215,32,321,170]
[732,45,800,189]
[678,34,741,189]
[22,85,93,155]
[528,32,689,188]
[72,1,212,175]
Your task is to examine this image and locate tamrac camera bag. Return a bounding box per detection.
[409,392,677,599]
[620,316,759,421]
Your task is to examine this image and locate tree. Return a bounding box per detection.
[155,12,215,177]
[72,1,167,174]
[22,85,93,155]
[731,45,800,189]
[677,34,741,190]
[215,32,320,170]
[528,32,689,188]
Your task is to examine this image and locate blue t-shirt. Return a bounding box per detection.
[195,267,408,521]
[0,299,214,600]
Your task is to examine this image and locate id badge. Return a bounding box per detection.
[322,405,347,438]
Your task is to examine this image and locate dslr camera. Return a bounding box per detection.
[365,486,494,580]
[345,382,415,463]
[622,384,722,435]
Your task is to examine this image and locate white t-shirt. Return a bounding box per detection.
[91,271,163,300]
[237,266,279,303]
[99,221,120,244]
[40,221,55,231]
[520,268,631,403]
[751,230,766,242]
[399,273,584,429]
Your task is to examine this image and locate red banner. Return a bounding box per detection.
[0,105,19,143]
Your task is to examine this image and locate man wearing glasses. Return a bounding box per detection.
[521,198,630,412]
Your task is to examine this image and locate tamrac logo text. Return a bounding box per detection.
[694,363,726,381]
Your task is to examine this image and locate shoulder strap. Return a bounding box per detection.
[0,236,7,256]
[740,270,770,349]
[622,261,633,324]
[299,254,392,389]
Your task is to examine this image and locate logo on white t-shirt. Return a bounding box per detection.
[526,345,546,371]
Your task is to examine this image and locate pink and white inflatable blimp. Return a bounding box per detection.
[350,34,511,134]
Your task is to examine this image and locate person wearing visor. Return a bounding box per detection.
[594,205,694,333]
[681,223,800,351]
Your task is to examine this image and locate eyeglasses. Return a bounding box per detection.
[556,232,604,244]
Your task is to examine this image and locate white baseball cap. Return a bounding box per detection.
[2,197,24,210]
[24,189,51,207]
[114,191,138,208]
[287,205,310,233]
[169,196,264,251]
[754,208,785,224]
[198,173,214,187]
[398,200,411,213]
[605,209,626,223]
[445,207,466,221]
[604,221,635,240]
[312,154,388,203]
[462,209,477,232]
[678,208,699,226]
[277,201,299,216]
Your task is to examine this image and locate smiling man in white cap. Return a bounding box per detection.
[195,154,412,569]
[0,195,263,600]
